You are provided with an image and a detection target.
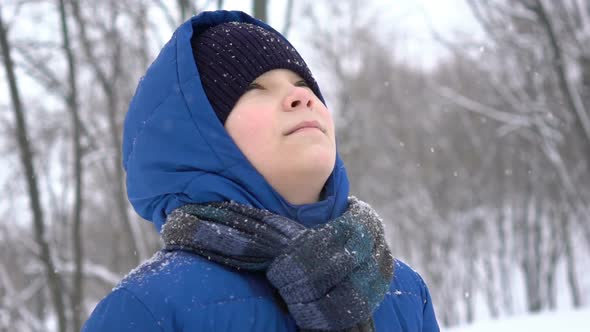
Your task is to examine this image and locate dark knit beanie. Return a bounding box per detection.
[191,22,322,124]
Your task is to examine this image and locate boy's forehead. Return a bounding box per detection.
[255,69,303,81]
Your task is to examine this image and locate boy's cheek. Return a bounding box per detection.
[234,120,277,151]
[243,111,274,133]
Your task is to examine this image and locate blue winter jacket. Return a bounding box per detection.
[83,10,440,332]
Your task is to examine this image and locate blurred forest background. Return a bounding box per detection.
[1,0,589,331]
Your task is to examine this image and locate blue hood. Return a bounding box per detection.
[122,10,350,232]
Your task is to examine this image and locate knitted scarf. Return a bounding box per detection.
[162,197,393,331]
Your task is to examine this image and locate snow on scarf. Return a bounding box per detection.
[161,197,393,331]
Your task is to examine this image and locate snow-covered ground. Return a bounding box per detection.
[443,307,590,332]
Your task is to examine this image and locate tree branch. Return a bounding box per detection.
[534,0,590,153]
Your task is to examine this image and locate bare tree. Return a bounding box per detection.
[435,0,588,313]
[177,0,197,22]
[0,5,67,332]
[70,0,141,267]
[532,0,590,154]
[281,0,295,38]
[253,0,268,22]
[57,0,85,329]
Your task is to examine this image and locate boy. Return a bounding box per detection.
[83,10,439,332]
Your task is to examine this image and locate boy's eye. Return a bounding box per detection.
[245,82,264,91]
[295,80,309,88]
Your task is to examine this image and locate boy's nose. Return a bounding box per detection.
[283,86,314,111]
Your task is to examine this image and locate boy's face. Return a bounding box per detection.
[225,69,336,195]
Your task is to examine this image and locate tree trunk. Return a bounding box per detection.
[58,0,85,330]
[522,194,542,313]
[0,6,67,332]
[281,0,294,38]
[545,205,561,310]
[462,222,475,323]
[71,0,140,266]
[253,0,268,22]
[498,200,514,315]
[532,198,544,310]
[135,1,150,71]
[483,257,499,318]
[563,214,582,307]
[177,0,190,21]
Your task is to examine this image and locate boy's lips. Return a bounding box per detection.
[284,120,325,135]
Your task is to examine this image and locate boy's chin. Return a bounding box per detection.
[293,142,335,160]
[295,154,335,178]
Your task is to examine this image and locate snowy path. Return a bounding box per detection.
[443,308,590,332]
